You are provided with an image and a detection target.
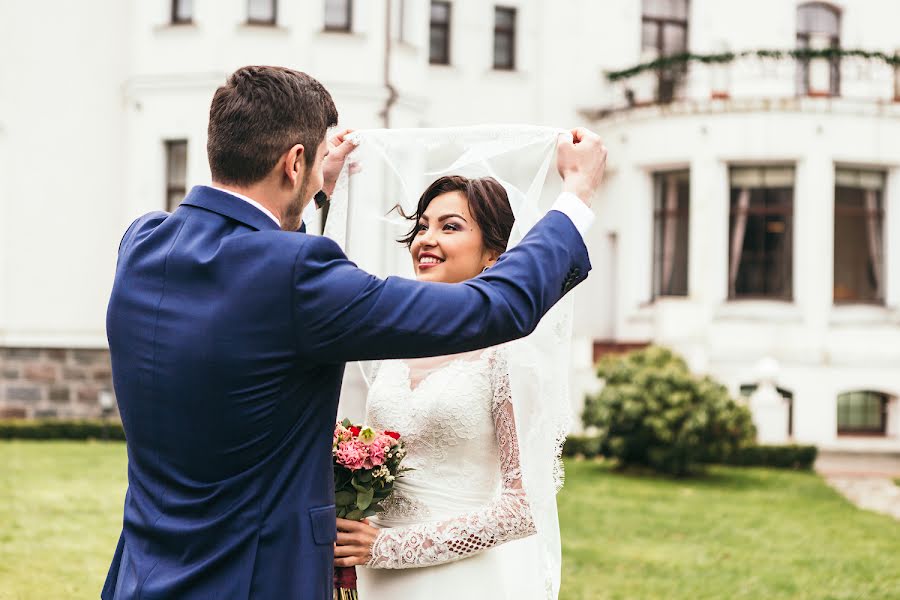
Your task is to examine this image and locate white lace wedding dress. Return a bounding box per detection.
[356,347,540,598]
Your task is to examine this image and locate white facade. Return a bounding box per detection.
[1,0,899,449]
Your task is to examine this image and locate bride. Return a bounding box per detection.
[334,173,564,598]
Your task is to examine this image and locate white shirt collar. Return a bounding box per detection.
[213,186,281,227]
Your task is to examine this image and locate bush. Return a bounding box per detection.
[718,444,818,470]
[0,419,125,441]
[583,346,755,476]
[562,435,602,458]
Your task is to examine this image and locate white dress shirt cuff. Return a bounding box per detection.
[550,192,595,241]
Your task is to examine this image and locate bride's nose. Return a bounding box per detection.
[419,227,438,247]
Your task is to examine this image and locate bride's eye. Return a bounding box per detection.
[415,222,427,235]
[443,223,460,232]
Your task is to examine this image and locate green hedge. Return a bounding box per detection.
[718,444,818,470]
[562,435,602,458]
[0,419,125,441]
[563,435,817,471]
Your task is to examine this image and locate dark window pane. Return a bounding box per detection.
[728,167,795,299]
[834,169,885,304]
[430,2,451,64]
[837,391,888,434]
[248,0,276,23]
[494,35,513,69]
[652,170,690,297]
[495,6,515,29]
[642,0,688,20]
[165,140,188,212]
[662,22,687,54]
[173,0,192,23]
[797,3,840,35]
[324,0,351,30]
[642,21,660,53]
[431,1,449,22]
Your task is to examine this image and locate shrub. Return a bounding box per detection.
[562,435,602,458]
[583,346,755,476]
[0,419,125,441]
[718,444,817,470]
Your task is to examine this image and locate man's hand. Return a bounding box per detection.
[557,127,608,206]
[322,128,358,197]
[334,517,378,567]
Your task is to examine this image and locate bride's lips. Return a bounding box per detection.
[417,252,445,270]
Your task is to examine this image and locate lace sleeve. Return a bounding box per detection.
[366,348,537,569]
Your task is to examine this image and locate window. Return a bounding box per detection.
[728,166,794,300]
[165,140,188,212]
[837,391,889,435]
[171,0,192,24]
[324,0,352,32]
[797,2,841,96]
[430,1,451,65]
[834,168,885,304]
[740,385,794,435]
[248,0,276,25]
[493,7,516,70]
[652,170,689,297]
[641,0,689,103]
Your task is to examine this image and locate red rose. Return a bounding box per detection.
[349,426,362,437]
[385,431,401,440]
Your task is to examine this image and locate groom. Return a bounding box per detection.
[102,66,606,600]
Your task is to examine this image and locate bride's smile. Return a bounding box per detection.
[408,185,506,284]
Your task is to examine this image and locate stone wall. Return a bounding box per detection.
[0,348,115,418]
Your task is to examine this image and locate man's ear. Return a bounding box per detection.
[283,143,306,186]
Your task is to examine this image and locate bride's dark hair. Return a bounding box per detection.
[396,175,515,257]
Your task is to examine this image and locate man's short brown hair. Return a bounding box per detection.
[207,66,338,186]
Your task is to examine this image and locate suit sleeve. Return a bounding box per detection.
[292,210,590,363]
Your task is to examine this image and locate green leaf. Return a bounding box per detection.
[345,509,364,521]
[357,470,373,483]
[342,418,352,428]
[335,490,356,507]
[356,488,375,511]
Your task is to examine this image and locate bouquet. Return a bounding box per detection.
[333,419,408,600]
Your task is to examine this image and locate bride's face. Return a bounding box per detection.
[410,191,497,283]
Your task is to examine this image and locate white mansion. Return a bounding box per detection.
[1,0,899,451]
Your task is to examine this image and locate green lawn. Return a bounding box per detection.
[1,442,899,600]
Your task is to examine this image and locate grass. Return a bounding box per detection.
[1,442,899,599]
[558,459,900,600]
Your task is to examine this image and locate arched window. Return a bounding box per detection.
[837,391,890,435]
[796,2,841,96]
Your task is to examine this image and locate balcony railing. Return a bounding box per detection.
[600,48,900,113]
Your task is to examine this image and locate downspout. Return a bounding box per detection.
[380,0,399,128]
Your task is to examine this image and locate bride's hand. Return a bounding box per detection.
[334,517,378,567]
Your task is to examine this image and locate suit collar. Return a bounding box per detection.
[180,185,283,232]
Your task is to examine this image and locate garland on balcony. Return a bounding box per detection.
[607,48,900,82]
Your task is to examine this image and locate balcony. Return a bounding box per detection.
[585,48,900,119]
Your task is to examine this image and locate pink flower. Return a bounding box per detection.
[335,440,369,471]
[368,440,387,467]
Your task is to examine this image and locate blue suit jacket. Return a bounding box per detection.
[102,185,590,599]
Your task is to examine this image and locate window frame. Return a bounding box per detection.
[651,169,690,299]
[323,0,353,33]
[796,2,842,97]
[728,167,795,301]
[247,0,277,26]
[837,391,890,436]
[429,1,452,65]
[641,0,690,103]
[171,0,193,24]
[493,6,517,71]
[833,168,886,306]
[164,140,188,213]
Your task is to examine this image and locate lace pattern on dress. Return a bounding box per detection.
[367,347,537,569]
